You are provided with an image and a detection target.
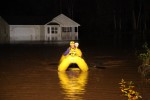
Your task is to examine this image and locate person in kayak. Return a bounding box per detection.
[63,41,82,57]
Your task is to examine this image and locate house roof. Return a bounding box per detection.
[46,14,80,27]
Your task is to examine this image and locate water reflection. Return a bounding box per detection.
[58,71,88,100]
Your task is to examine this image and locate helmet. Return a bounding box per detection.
[70,41,75,45]
[75,42,79,48]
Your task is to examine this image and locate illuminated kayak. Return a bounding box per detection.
[58,55,89,72]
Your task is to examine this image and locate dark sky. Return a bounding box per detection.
[1,0,150,37]
[0,0,134,23]
[0,0,119,28]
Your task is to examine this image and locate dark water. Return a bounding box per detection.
[0,44,150,100]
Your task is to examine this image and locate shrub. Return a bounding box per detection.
[119,79,142,100]
[137,42,150,65]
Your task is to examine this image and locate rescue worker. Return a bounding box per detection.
[63,41,76,56]
[74,42,82,57]
[63,41,82,57]
[59,41,82,63]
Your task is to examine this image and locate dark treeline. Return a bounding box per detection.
[59,0,150,48]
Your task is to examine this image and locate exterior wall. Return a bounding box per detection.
[10,25,41,42]
[0,16,9,43]
[39,25,45,41]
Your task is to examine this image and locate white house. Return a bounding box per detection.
[9,14,80,43]
[0,16,9,43]
[45,14,80,41]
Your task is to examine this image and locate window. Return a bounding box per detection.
[62,27,72,32]
[51,27,58,34]
[47,27,50,34]
[62,27,66,32]
[75,27,78,32]
[68,27,72,32]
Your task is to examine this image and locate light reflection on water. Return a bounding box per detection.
[58,71,88,100]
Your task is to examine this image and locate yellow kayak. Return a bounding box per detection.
[58,55,89,72]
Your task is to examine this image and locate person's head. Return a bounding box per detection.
[70,41,75,48]
[75,42,79,48]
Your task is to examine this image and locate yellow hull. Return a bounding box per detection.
[59,55,65,63]
[58,55,89,72]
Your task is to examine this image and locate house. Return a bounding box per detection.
[0,16,9,43]
[45,14,80,41]
[9,14,80,43]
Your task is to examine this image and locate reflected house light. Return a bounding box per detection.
[58,71,88,100]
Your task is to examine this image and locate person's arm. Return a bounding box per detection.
[63,48,70,56]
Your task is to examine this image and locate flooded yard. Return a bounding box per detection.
[0,44,150,100]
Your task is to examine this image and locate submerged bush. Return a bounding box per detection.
[136,42,150,79]
[119,79,142,100]
[137,42,150,65]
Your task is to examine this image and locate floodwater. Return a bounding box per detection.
[0,43,150,100]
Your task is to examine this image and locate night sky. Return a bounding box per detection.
[1,0,150,46]
[1,0,149,24]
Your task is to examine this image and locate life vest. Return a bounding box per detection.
[69,48,82,57]
[69,48,76,56]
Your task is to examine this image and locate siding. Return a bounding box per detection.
[10,25,43,42]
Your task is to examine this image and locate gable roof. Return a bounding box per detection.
[46,14,80,27]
